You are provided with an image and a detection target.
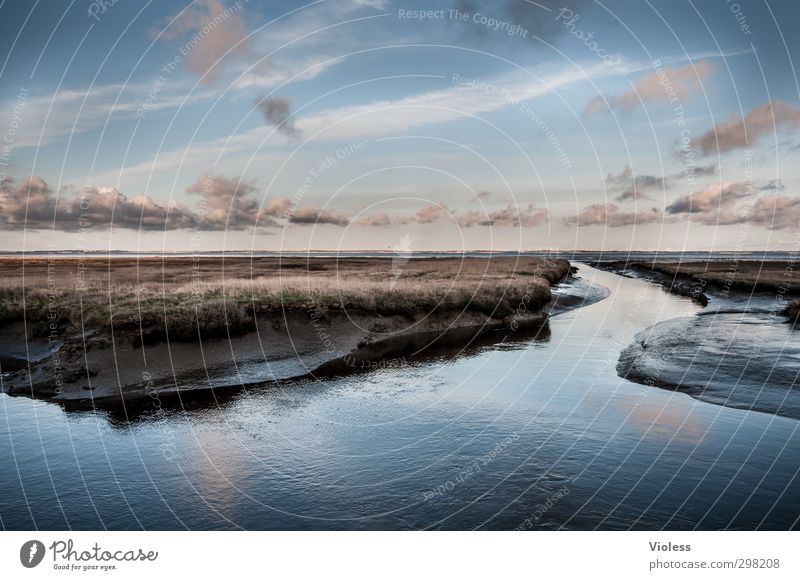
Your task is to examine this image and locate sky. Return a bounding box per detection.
[1,0,799,252]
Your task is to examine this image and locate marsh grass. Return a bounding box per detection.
[0,256,569,342]
[633,261,800,294]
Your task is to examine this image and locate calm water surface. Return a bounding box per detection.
[2,265,799,530]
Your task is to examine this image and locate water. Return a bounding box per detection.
[1,265,799,530]
[619,309,800,419]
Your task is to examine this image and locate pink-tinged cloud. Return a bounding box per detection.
[263,197,292,217]
[186,173,264,229]
[748,195,800,229]
[666,181,750,213]
[563,203,664,227]
[0,176,58,226]
[585,61,714,116]
[0,176,196,230]
[458,205,549,227]
[352,212,393,226]
[692,101,800,155]
[288,206,350,226]
[415,204,451,224]
[1,173,301,231]
[152,0,251,83]
[583,96,608,116]
[665,181,751,226]
[351,203,549,228]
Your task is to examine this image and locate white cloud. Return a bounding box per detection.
[99,50,741,185]
[1,81,214,149]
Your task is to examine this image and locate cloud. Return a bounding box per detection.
[759,178,785,192]
[477,190,492,199]
[232,54,343,91]
[352,212,393,226]
[152,0,252,83]
[563,203,663,227]
[606,165,668,202]
[256,96,301,138]
[288,207,349,226]
[604,163,721,203]
[692,101,800,155]
[262,197,293,217]
[1,173,361,231]
[666,181,750,214]
[665,179,792,227]
[415,204,451,224]
[458,205,549,227]
[114,54,725,179]
[0,82,215,150]
[665,181,751,225]
[678,163,717,179]
[353,203,548,227]
[749,195,800,229]
[585,61,714,116]
[0,176,59,227]
[0,176,195,230]
[583,97,608,116]
[185,173,266,229]
[77,187,195,230]
[0,173,300,232]
[289,59,632,144]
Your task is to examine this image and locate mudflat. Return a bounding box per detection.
[604,258,800,418]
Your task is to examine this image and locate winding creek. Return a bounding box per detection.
[1,264,799,530]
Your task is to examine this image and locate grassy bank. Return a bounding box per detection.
[0,256,570,343]
[623,260,800,295]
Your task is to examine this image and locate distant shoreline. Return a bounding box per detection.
[2,249,797,261]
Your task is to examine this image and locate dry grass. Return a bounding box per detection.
[0,256,570,342]
[630,260,800,295]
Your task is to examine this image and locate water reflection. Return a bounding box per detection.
[76,318,553,425]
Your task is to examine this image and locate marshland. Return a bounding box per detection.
[0,255,570,341]
[0,255,575,406]
[3,257,799,530]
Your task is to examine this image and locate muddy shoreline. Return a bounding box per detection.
[591,260,711,305]
[601,259,800,419]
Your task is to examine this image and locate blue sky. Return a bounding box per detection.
[1,0,799,251]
